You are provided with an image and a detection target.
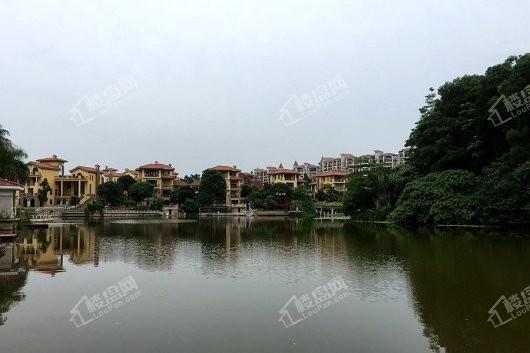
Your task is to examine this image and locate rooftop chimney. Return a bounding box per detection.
[53,154,57,158]
[155,161,159,164]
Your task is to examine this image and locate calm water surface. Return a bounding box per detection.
[0,219,529,353]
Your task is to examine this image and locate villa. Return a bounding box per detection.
[20,155,99,207]
[312,170,350,194]
[267,164,299,188]
[135,162,177,201]
[211,165,243,209]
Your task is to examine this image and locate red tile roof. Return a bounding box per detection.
[316,170,350,177]
[27,161,60,171]
[36,155,67,163]
[136,162,174,171]
[211,165,241,172]
[0,178,23,188]
[268,168,299,175]
[70,166,98,173]
[102,170,122,177]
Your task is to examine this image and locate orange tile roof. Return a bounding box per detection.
[102,170,122,177]
[267,168,299,175]
[211,165,241,172]
[27,161,60,171]
[70,166,98,173]
[136,162,174,171]
[0,178,23,188]
[315,170,350,177]
[36,155,67,163]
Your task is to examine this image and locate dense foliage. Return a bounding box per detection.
[128,182,155,203]
[344,54,530,225]
[170,186,195,205]
[315,185,341,202]
[96,181,124,206]
[0,124,28,183]
[197,169,226,207]
[117,175,136,191]
[37,179,51,206]
[342,165,416,221]
[248,183,315,215]
[248,183,292,210]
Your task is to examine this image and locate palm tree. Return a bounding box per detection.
[0,124,12,148]
[0,124,28,182]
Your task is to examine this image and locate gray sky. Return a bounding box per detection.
[1,0,528,175]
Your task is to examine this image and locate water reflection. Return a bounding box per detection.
[0,220,528,353]
[0,241,27,326]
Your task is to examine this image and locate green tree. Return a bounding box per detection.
[37,179,51,206]
[315,185,341,202]
[183,174,200,182]
[117,175,136,191]
[0,124,28,183]
[388,170,478,225]
[148,198,164,211]
[263,195,278,210]
[197,169,226,207]
[96,181,124,206]
[170,186,195,205]
[128,182,155,203]
[241,184,252,198]
[183,198,200,213]
[406,54,530,176]
[292,185,315,216]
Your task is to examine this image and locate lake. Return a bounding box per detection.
[0,219,529,353]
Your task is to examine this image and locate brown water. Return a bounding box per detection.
[0,219,529,353]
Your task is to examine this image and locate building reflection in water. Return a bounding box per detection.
[0,240,28,326]
[16,226,99,275]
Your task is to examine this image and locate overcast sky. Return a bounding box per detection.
[1,0,528,175]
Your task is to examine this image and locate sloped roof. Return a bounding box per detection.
[267,168,299,175]
[27,161,60,171]
[70,166,97,173]
[211,165,240,172]
[0,178,23,189]
[315,170,350,177]
[36,155,67,163]
[136,162,174,171]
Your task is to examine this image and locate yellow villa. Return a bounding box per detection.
[313,170,350,193]
[21,155,100,207]
[101,166,122,183]
[211,165,243,208]
[135,162,177,201]
[267,165,299,188]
